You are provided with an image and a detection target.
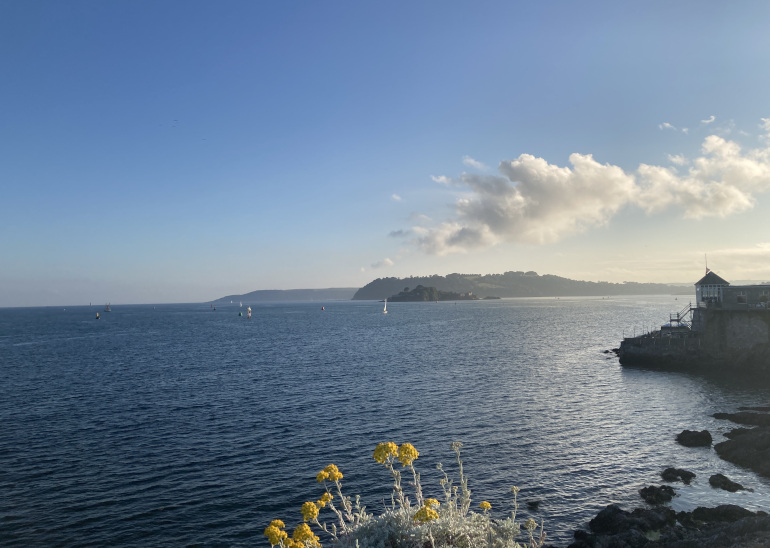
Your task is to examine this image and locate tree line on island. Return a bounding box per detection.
[354,271,689,301]
[386,285,490,302]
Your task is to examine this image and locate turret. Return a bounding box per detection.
[694,271,729,308]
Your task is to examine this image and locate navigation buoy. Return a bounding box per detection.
[322,306,325,311]
[239,312,242,316]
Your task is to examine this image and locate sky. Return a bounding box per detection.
[3,1,770,306]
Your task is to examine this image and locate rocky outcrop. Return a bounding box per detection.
[568,504,770,548]
[709,473,750,492]
[713,426,770,478]
[676,429,712,447]
[713,411,770,426]
[660,467,696,484]
[639,485,676,505]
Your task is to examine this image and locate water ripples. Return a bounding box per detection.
[1,298,770,546]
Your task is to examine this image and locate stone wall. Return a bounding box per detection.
[619,309,770,375]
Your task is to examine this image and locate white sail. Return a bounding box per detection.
[383,298,388,314]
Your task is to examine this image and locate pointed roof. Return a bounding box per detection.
[695,271,730,286]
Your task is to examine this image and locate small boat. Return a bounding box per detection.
[96,312,100,320]
[247,306,252,319]
[104,303,111,312]
[383,298,388,314]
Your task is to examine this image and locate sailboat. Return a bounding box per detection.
[104,303,111,312]
[247,306,252,319]
[383,298,388,314]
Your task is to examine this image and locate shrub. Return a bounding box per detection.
[265,442,546,548]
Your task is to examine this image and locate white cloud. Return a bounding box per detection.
[408,212,432,223]
[701,115,716,124]
[371,258,394,269]
[413,153,637,254]
[462,155,488,171]
[391,194,402,201]
[658,122,689,134]
[668,154,687,166]
[409,120,770,255]
[431,175,452,184]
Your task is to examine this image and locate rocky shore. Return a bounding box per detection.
[564,406,770,547]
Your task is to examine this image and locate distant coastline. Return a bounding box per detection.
[355,271,690,301]
[212,288,358,303]
[212,271,692,303]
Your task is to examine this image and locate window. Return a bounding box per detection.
[737,291,747,304]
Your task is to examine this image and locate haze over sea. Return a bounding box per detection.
[2,296,770,547]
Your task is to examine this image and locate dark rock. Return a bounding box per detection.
[589,504,675,535]
[708,473,750,492]
[575,504,770,548]
[723,427,754,439]
[691,504,756,522]
[675,510,699,529]
[661,467,696,484]
[713,411,770,426]
[676,429,712,447]
[714,426,770,478]
[526,499,541,510]
[639,484,676,505]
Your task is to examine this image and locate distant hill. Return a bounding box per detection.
[353,272,691,300]
[213,288,358,303]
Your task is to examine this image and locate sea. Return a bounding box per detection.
[2,296,769,547]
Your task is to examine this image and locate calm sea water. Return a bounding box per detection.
[2,296,770,547]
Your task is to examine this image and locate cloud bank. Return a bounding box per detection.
[411,123,770,255]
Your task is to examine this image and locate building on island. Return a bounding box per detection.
[618,271,770,375]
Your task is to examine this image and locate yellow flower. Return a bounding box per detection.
[398,443,419,467]
[413,505,439,523]
[293,523,320,547]
[316,492,333,508]
[301,501,319,521]
[264,525,288,546]
[284,539,304,548]
[524,518,537,532]
[316,470,329,483]
[323,464,343,482]
[373,442,399,464]
[424,498,440,508]
[479,501,491,511]
[269,519,286,529]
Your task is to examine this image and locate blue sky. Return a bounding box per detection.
[3,1,770,306]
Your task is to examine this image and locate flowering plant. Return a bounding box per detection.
[265,442,545,548]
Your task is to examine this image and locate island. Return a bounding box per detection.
[386,285,480,302]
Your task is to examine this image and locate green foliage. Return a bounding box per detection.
[388,286,478,302]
